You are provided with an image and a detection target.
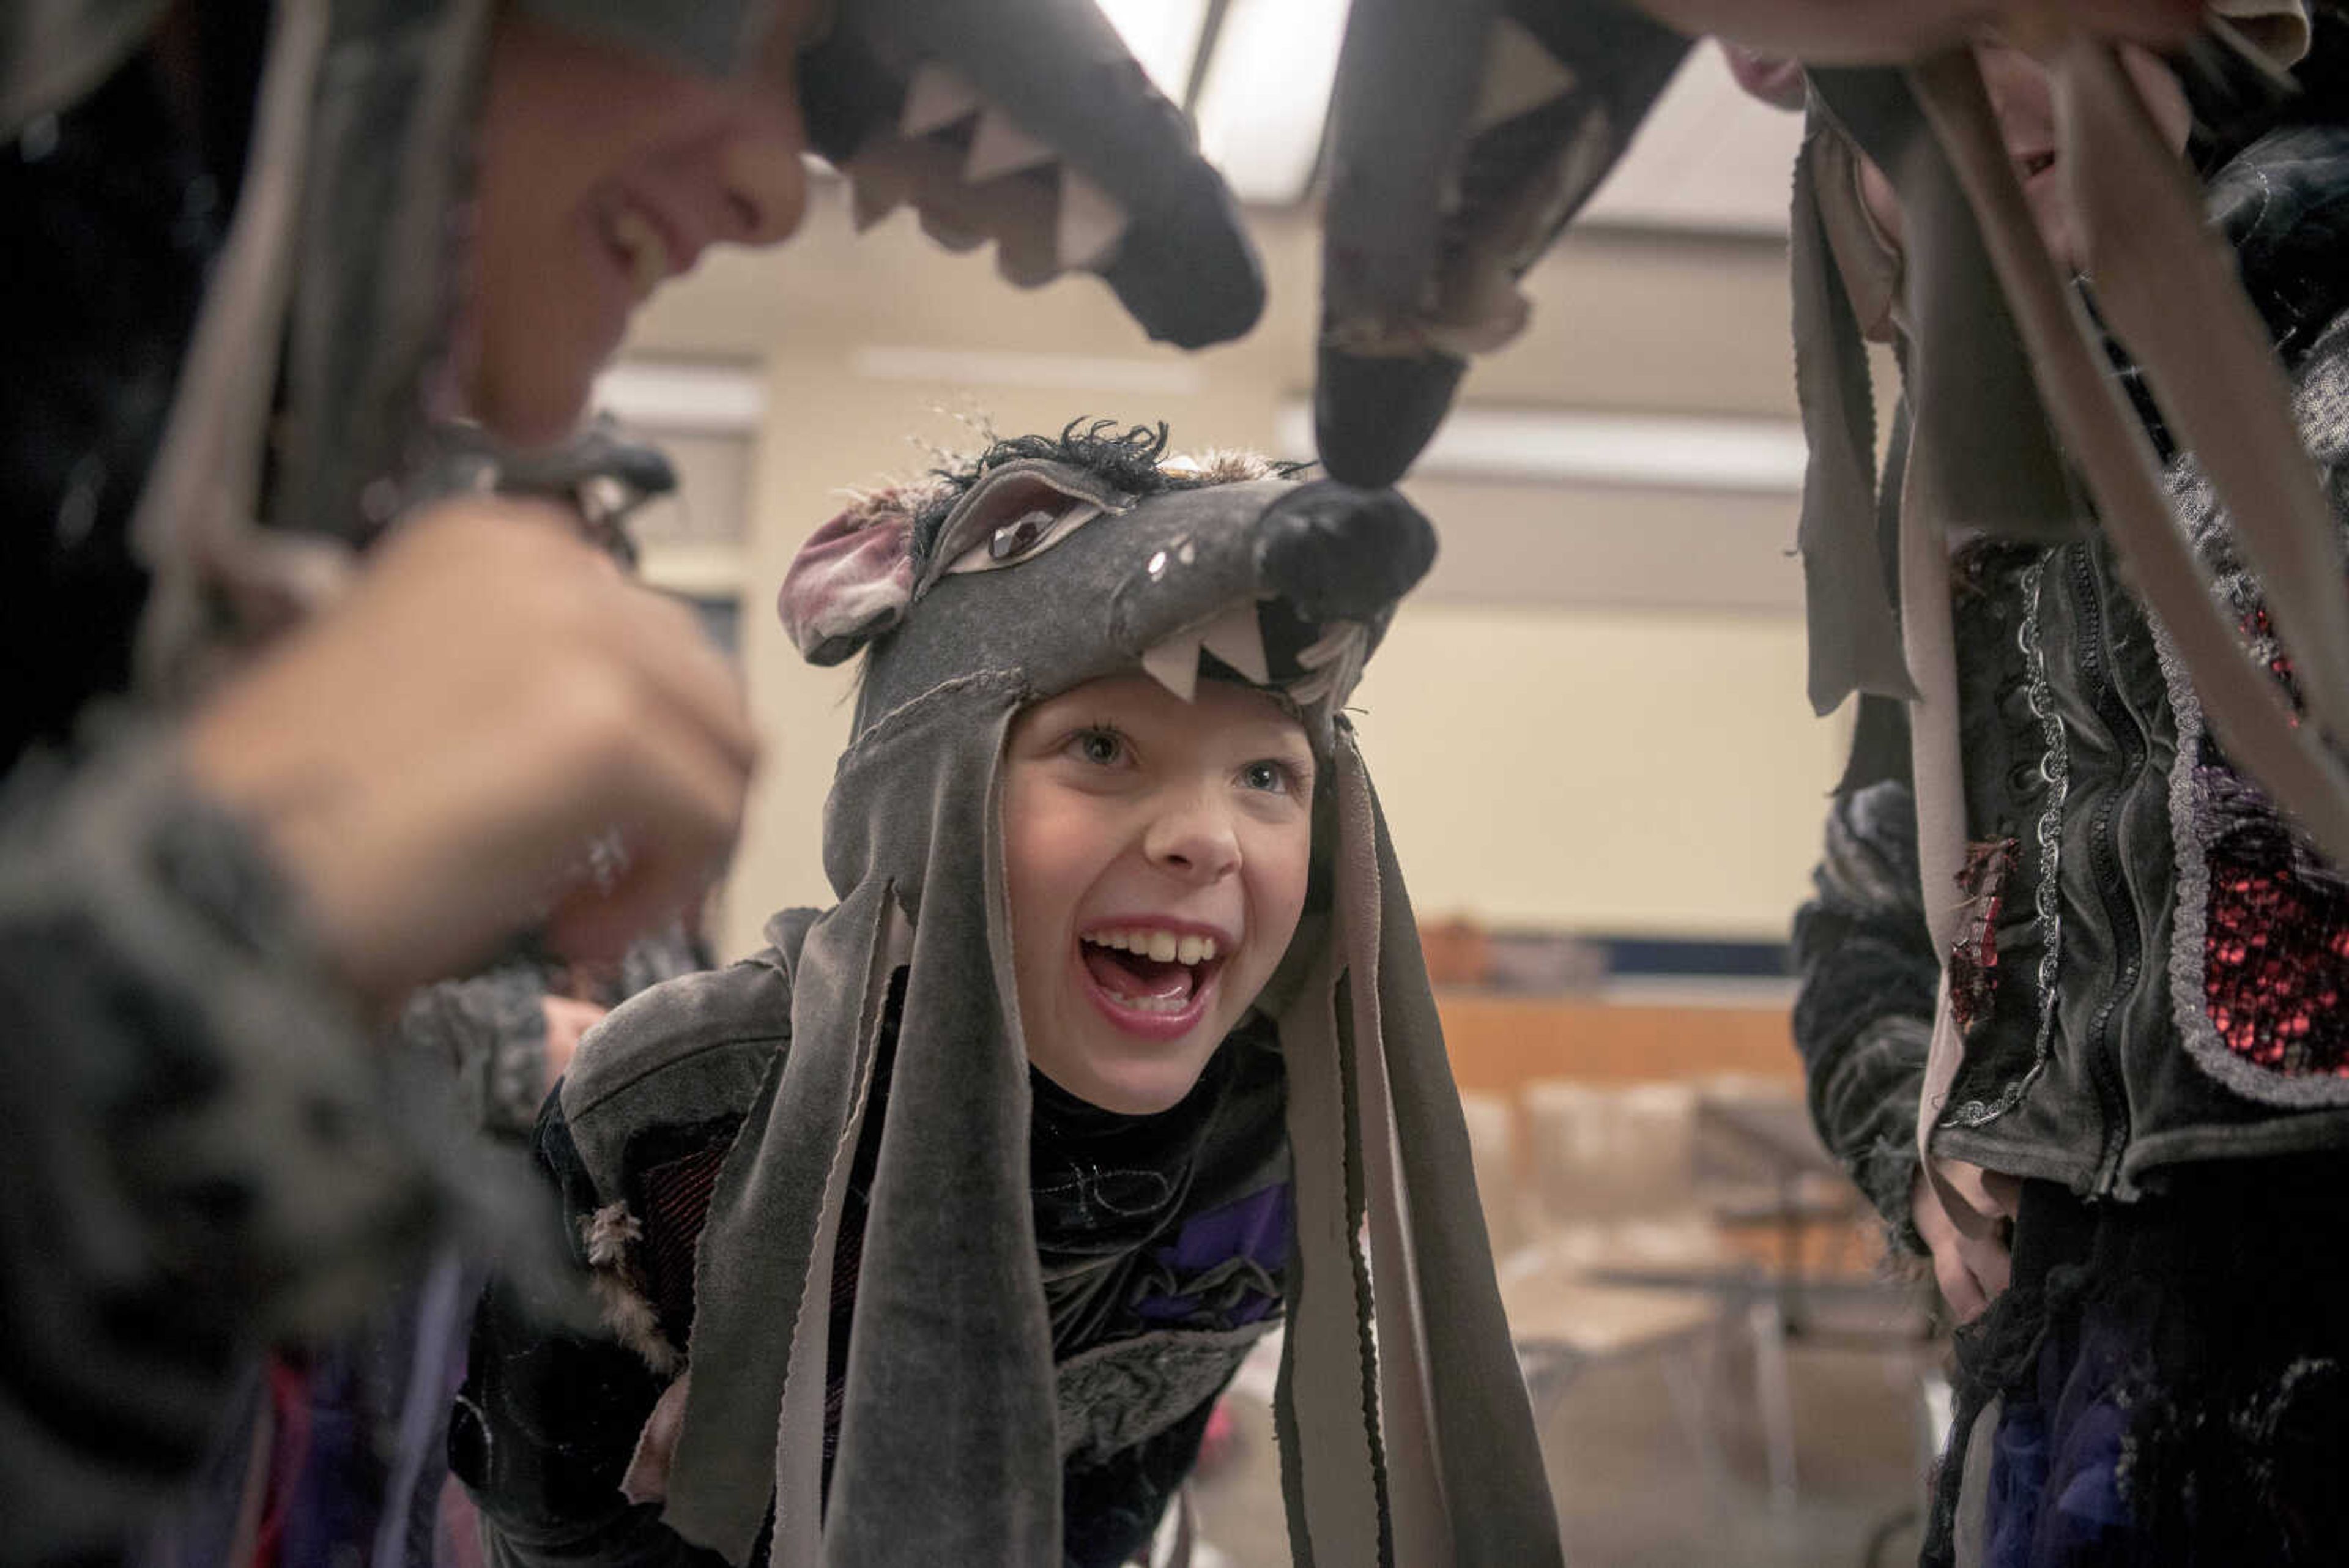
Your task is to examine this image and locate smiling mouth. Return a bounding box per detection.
[1078,928,1227,1030]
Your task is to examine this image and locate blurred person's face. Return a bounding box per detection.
[1856,42,2192,273]
[463,4,819,446]
[1002,675,1317,1115]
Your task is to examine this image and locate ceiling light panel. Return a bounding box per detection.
[1094,0,1211,102]
[1192,0,1349,205]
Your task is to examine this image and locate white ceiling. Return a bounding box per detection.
[1581,42,1806,235]
[1094,6,1805,229]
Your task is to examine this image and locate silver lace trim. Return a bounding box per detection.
[1945,555,2066,1128]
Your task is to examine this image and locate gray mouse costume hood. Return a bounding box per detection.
[644,431,1560,1567]
[2,0,1261,695]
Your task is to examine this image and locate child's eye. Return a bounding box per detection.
[1069,727,1127,767]
[1239,759,1298,795]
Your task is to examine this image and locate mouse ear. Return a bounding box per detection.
[778,498,918,666]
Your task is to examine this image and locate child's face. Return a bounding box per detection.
[1002,674,1318,1115]
[462,5,820,447]
[1856,42,2192,275]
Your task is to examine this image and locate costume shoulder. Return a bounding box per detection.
[560,908,822,1203]
[2297,312,2349,470]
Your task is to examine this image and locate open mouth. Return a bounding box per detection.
[1078,926,1228,1037]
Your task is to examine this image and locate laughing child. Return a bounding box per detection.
[451,422,1558,1568]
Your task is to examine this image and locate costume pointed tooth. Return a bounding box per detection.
[1198,603,1271,684]
[1055,169,1129,273]
[1146,931,1179,962]
[900,62,983,137]
[1141,633,1202,702]
[918,207,987,253]
[964,110,1056,182]
[850,168,904,232]
[1472,15,1578,131]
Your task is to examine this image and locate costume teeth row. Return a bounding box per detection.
[848,62,1132,278]
[1140,602,1271,704]
[1085,929,1218,965]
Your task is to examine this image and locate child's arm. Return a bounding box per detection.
[450,954,796,1566]
[451,1096,714,1568]
[1791,778,1939,1252]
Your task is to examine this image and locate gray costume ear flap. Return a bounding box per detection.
[1806,68,2077,548]
[1789,116,1917,718]
[1272,732,1564,1568]
[659,678,1055,1567]
[658,874,909,1564]
[818,685,1060,1567]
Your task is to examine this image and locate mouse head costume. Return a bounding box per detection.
[628,425,1562,1567]
[3,1,1261,689]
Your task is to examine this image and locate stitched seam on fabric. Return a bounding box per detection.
[1945,557,2065,1129]
[567,1030,790,1123]
[837,669,1026,764]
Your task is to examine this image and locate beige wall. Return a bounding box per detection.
[623,184,1847,958]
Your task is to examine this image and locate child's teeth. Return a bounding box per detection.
[1084,929,1220,965]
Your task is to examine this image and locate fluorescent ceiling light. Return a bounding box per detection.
[1277,401,1808,494]
[1581,43,1805,234]
[595,361,766,433]
[1193,0,1348,205]
[1095,0,1210,103]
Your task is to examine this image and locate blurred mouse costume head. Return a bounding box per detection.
[1,0,1261,699]
[630,425,1559,1567]
[1309,0,2349,1236]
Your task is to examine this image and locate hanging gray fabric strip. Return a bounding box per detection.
[1789,119,1917,715]
[1909,48,2349,868]
[130,0,342,697]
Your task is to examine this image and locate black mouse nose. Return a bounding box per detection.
[1254,480,1438,623]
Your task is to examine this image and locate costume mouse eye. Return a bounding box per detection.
[941,500,1104,579]
[990,510,1055,561]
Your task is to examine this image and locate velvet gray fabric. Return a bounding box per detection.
[1806,69,2077,548]
[1315,0,1691,487]
[633,461,1559,1567]
[1789,117,1917,718]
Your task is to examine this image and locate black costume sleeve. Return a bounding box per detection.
[451,1098,715,1568]
[1790,777,1939,1252]
[0,738,442,1567]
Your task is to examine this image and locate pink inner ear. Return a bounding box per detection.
[777,503,916,664]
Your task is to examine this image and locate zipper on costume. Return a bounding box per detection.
[2067,542,2144,1189]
